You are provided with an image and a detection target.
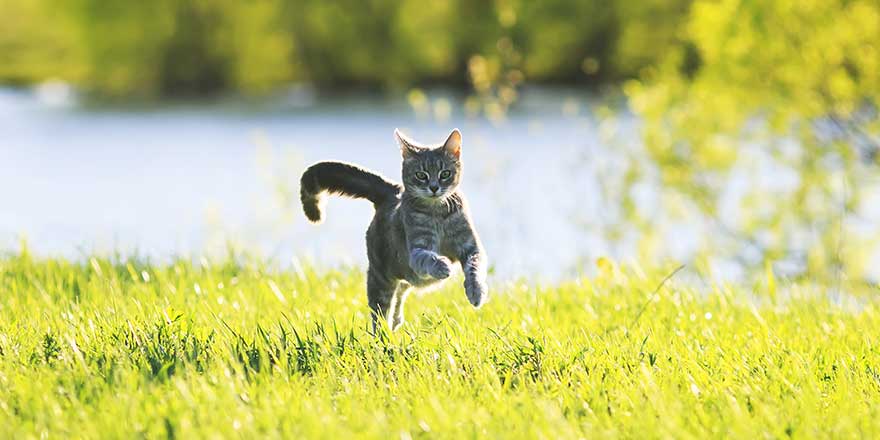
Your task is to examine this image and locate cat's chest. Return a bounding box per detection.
[422,215,453,237]
[433,218,461,258]
[402,201,465,257]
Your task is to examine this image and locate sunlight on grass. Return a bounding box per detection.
[1,253,878,438]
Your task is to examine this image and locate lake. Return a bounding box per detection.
[1,86,685,281]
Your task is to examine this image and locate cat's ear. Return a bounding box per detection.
[395,129,419,158]
[443,128,462,159]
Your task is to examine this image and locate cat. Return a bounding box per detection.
[300,128,488,331]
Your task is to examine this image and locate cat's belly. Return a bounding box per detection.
[403,272,449,289]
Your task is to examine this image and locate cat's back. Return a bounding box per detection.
[369,194,405,235]
[366,196,408,256]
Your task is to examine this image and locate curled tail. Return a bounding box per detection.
[300,161,402,223]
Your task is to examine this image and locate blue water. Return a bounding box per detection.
[0,86,670,280]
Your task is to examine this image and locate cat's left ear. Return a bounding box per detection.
[443,129,462,159]
[395,129,420,158]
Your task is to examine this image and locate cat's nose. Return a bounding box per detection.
[429,184,440,194]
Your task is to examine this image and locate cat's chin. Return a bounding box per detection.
[426,195,451,203]
[414,192,449,202]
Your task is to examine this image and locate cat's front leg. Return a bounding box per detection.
[409,248,453,280]
[461,250,488,307]
[405,218,452,280]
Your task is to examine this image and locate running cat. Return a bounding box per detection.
[300,129,488,331]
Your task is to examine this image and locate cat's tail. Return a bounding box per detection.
[300,161,402,223]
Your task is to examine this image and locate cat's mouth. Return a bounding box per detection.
[416,193,446,202]
[408,188,450,201]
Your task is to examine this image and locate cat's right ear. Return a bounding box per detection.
[395,129,419,158]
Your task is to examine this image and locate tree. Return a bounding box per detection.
[627,0,880,283]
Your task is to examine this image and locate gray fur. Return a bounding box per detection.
[300,129,488,331]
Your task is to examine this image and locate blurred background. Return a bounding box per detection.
[2,0,879,286]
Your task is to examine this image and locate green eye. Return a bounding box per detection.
[440,170,452,179]
[415,172,429,181]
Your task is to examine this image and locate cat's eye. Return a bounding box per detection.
[439,170,452,179]
[415,172,429,181]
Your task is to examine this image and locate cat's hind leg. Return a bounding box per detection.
[367,270,396,333]
[390,282,412,331]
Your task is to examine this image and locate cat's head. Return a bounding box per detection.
[395,129,463,200]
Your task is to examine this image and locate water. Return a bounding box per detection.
[2,86,641,280]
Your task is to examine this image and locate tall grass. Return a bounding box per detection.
[1,252,878,438]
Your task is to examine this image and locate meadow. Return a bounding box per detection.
[1,252,878,439]
[3,0,879,437]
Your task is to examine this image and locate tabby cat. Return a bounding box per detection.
[300,129,488,331]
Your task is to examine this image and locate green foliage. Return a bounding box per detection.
[1,253,879,437]
[625,0,880,281]
[1,0,691,97]
[65,0,295,97]
[0,0,85,84]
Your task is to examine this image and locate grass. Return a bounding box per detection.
[1,251,878,439]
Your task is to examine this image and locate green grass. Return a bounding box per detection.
[1,252,878,439]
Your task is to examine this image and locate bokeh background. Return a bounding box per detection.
[2,0,879,286]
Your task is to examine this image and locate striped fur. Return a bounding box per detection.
[301,129,488,332]
[300,161,401,223]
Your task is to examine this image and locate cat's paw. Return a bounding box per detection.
[428,255,453,279]
[464,277,488,308]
